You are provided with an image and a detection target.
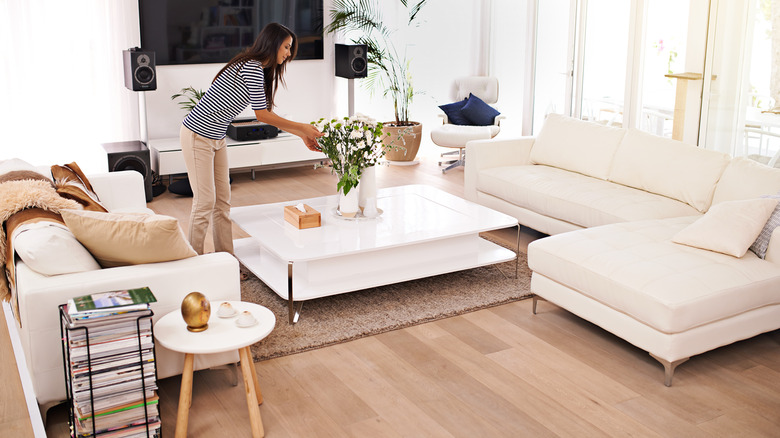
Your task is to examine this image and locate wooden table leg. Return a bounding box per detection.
[239,347,265,437]
[247,352,263,404]
[175,353,195,438]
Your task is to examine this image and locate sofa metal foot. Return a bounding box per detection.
[650,354,689,387]
[532,295,546,314]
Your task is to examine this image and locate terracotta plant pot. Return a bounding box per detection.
[383,122,422,162]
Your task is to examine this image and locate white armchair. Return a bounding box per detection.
[10,170,241,412]
[431,76,504,173]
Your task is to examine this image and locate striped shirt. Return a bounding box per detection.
[182,60,268,140]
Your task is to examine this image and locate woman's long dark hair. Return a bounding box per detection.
[214,22,298,109]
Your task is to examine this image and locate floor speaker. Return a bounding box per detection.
[103,141,153,202]
[335,44,367,79]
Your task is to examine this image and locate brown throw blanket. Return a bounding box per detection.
[0,178,81,301]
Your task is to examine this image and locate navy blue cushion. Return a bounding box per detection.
[461,93,500,126]
[438,98,471,125]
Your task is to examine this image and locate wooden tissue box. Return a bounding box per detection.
[283,204,321,229]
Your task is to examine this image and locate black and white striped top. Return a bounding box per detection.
[182,60,267,140]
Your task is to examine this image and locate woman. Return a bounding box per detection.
[180,22,322,256]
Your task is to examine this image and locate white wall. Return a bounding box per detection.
[144,0,529,157]
[2,0,526,170]
[145,55,339,140]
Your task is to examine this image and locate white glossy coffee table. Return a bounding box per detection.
[231,184,518,324]
[154,302,275,438]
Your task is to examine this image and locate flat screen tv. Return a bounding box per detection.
[139,0,323,66]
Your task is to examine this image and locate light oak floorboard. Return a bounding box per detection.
[0,304,35,438]
[35,157,780,437]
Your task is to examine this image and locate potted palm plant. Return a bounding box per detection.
[326,0,429,162]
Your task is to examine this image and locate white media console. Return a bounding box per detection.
[148,133,327,181]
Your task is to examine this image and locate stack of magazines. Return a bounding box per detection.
[60,287,161,438]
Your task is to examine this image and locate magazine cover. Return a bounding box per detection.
[70,287,157,312]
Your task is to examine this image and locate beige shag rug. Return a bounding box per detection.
[243,242,532,362]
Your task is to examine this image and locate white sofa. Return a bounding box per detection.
[465,114,780,385]
[10,170,241,411]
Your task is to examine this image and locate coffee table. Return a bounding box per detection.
[231,184,518,324]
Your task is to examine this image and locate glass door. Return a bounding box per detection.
[701,0,780,167]
[576,0,631,127]
[638,0,709,141]
[531,0,576,135]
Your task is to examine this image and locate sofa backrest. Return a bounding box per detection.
[712,156,780,206]
[529,114,626,180]
[608,129,731,212]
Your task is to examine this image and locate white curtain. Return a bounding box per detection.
[0,0,141,173]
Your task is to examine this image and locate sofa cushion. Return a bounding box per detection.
[672,198,778,257]
[12,222,100,275]
[528,217,780,334]
[529,113,626,180]
[51,162,96,194]
[61,209,197,268]
[461,93,501,126]
[54,178,109,212]
[608,129,730,212]
[478,165,700,229]
[712,157,780,205]
[750,193,780,259]
[438,99,471,125]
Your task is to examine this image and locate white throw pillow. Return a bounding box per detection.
[672,198,779,257]
[12,222,101,275]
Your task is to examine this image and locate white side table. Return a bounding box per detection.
[154,301,275,438]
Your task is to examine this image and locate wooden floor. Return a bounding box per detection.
[18,153,780,436]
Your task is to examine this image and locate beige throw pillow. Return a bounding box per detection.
[61,210,197,268]
[672,198,779,257]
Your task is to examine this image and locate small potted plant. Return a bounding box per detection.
[326,0,430,162]
[171,86,206,112]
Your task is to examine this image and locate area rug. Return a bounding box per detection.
[243,240,532,362]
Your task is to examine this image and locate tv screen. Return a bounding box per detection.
[139,0,323,66]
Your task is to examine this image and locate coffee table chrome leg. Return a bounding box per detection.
[515,225,520,279]
[287,262,301,324]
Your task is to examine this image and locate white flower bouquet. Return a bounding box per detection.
[312,114,390,195]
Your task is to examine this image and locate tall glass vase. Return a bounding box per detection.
[338,185,359,218]
[358,165,377,208]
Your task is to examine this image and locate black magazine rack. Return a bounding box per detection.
[59,304,161,438]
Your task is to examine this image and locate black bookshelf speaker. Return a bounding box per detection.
[335,44,367,79]
[103,141,153,202]
[123,48,157,91]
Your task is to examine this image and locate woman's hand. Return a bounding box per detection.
[254,109,323,151]
[296,123,324,151]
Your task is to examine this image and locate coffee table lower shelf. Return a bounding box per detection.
[234,234,516,324]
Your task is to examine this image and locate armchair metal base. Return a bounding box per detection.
[438,148,465,173]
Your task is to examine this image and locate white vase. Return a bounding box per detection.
[338,186,359,218]
[358,165,377,208]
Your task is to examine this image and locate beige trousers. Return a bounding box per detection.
[179,125,233,255]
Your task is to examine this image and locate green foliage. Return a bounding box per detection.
[326,0,429,125]
[171,87,206,112]
[312,115,389,195]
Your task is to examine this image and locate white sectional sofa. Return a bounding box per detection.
[9,170,241,411]
[465,114,780,385]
